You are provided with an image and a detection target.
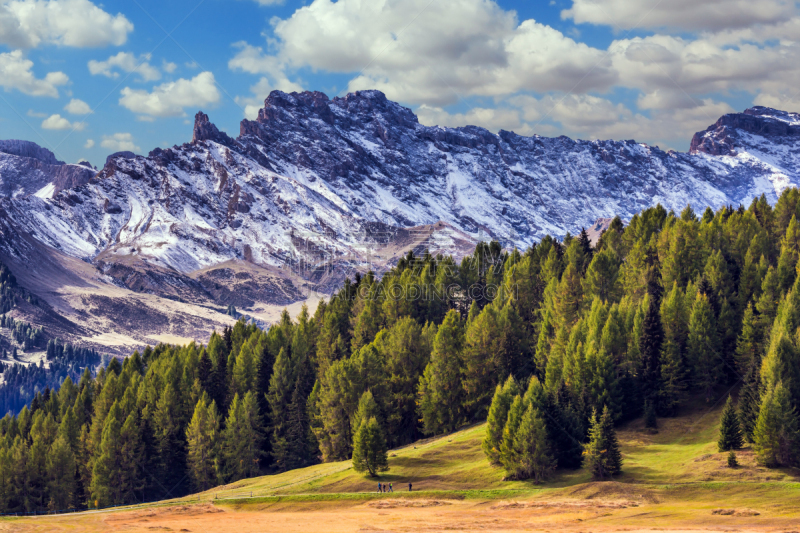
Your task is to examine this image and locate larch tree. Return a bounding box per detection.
[351,417,389,477]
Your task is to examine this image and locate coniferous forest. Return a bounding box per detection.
[3,192,800,513]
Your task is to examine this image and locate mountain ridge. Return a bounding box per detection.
[1,90,800,353]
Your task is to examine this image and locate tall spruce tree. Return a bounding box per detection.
[753,383,799,467]
[186,396,220,491]
[482,376,519,465]
[418,310,465,434]
[584,406,622,479]
[512,404,555,483]
[687,293,720,401]
[717,396,743,451]
[639,297,663,408]
[738,361,762,442]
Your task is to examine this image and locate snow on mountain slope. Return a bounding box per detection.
[2,91,800,304]
[239,91,799,248]
[0,140,95,199]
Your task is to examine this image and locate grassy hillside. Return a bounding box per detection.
[191,394,797,502]
[4,396,800,532]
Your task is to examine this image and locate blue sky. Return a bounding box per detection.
[2,0,799,165]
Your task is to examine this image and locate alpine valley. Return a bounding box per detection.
[1,89,800,355]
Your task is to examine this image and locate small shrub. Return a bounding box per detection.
[727,450,738,468]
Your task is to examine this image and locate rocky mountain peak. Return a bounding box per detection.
[0,140,63,165]
[193,111,236,147]
[690,106,800,156]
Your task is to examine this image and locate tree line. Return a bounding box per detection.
[3,191,800,512]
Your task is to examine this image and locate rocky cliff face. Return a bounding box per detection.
[0,140,95,199]
[1,90,800,351]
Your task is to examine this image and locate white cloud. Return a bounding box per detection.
[84,139,95,148]
[0,0,133,49]
[0,50,68,97]
[230,50,304,117]
[64,98,93,115]
[416,104,531,135]
[608,34,800,109]
[101,133,139,152]
[162,60,177,74]
[562,0,796,32]
[89,52,162,82]
[415,93,735,152]
[237,0,614,106]
[119,72,221,118]
[42,114,86,131]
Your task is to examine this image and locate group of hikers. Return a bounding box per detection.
[377,482,412,493]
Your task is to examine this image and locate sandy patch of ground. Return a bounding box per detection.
[2,499,791,533]
[366,499,452,509]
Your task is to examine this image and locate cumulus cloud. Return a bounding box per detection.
[562,0,796,32]
[89,52,162,82]
[0,0,133,49]
[84,139,95,148]
[416,104,531,135]
[101,133,139,152]
[608,34,800,111]
[0,50,68,97]
[236,0,615,106]
[42,114,86,131]
[119,72,221,119]
[64,98,93,115]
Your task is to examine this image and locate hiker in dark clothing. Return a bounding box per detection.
[408,483,412,492]
[378,482,382,493]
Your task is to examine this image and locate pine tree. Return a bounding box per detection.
[351,391,381,439]
[735,304,761,375]
[584,406,622,479]
[482,376,519,465]
[717,396,743,451]
[687,293,720,401]
[660,283,689,415]
[583,248,622,304]
[46,436,76,511]
[186,396,220,491]
[223,392,264,481]
[90,401,123,507]
[351,417,389,477]
[513,405,556,483]
[268,347,294,468]
[738,361,762,442]
[118,412,145,504]
[753,383,799,467]
[499,395,525,473]
[418,310,464,434]
[639,297,663,407]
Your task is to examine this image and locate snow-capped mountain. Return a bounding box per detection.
[0,140,95,199]
[0,90,799,352]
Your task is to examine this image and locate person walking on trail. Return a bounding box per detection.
[408,483,412,492]
[389,483,393,493]
[378,482,382,493]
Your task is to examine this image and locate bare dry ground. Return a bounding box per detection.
[3,386,799,532]
[2,493,799,533]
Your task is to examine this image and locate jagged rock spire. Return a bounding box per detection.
[193,111,235,146]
